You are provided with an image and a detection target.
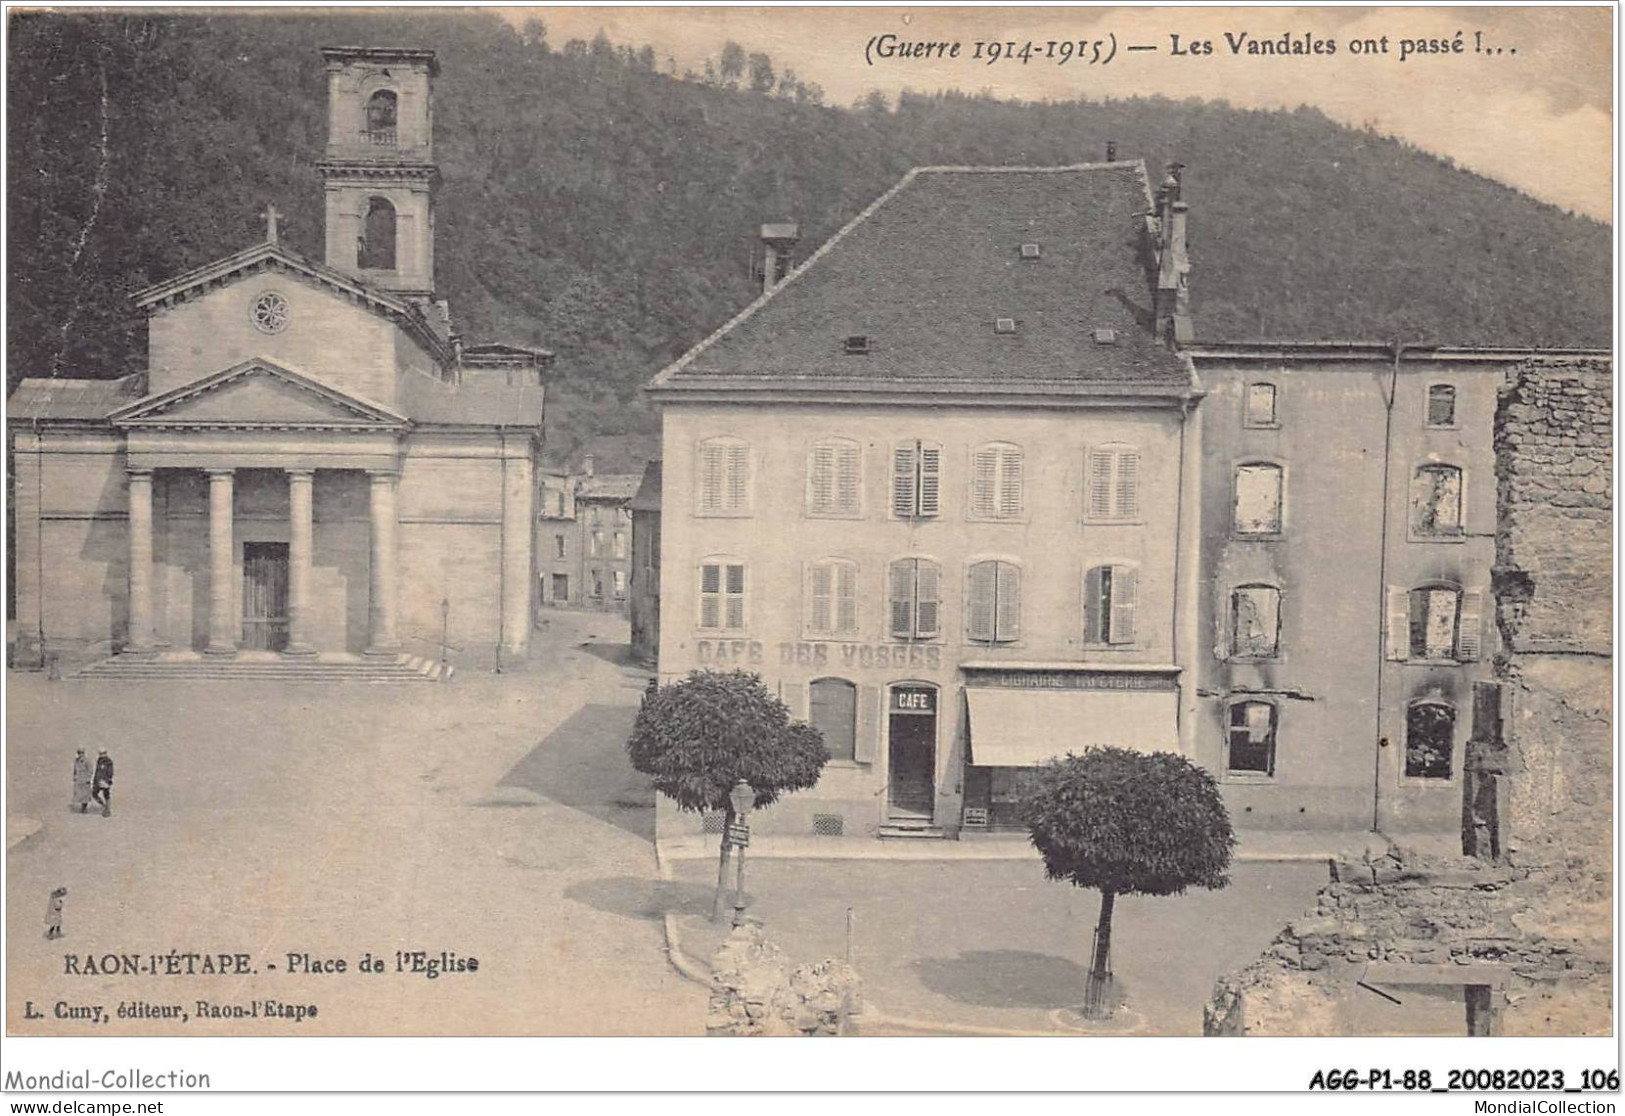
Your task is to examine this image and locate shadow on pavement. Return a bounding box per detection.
[499,704,655,841]
[912,950,1092,1009]
[564,876,716,922]
[578,641,641,669]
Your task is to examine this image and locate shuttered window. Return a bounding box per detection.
[1230,584,1281,658]
[699,560,746,630]
[970,443,1023,519]
[892,440,941,518]
[809,679,858,762]
[698,437,750,516]
[1392,584,1482,662]
[1234,463,1284,535]
[808,439,862,517]
[1086,444,1141,520]
[807,559,859,637]
[1084,564,1138,646]
[967,560,1021,643]
[888,558,941,640]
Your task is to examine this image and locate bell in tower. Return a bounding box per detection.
[318,47,439,299]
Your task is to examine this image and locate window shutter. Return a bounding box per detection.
[781,681,806,719]
[700,563,720,628]
[967,561,997,641]
[889,560,914,638]
[1084,566,1105,643]
[810,444,835,514]
[725,445,748,511]
[1109,565,1137,645]
[998,450,1024,518]
[1086,450,1113,520]
[835,562,857,634]
[854,685,880,763]
[1456,589,1484,661]
[918,445,941,516]
[700,445,723,513]
[1115,450,1140,519]
[725,564,746,629]
[971,448,997,517]
[916,561,940,638]
[1385,586,1410,660]
[995,562,1022,641]
[810,563,833,633]
[837,443,860,514]
[892,444,917,517]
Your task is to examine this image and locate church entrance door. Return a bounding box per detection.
[242,541,290,651]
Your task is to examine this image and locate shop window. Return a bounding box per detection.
[1083,564,1138,646]
[1085,444,1141,521]
[699,559,746,630]
[1230,584,1281,659]
[1412,464,1464,536]
[697,437,750,516]
[889,558,940,640]
[892,440,941,518]
[357,197,397,270]
[808,438,862,517]
[807,558,859,638]
[1233,463,1283,535]
[1245,383,1278,427]
[967,560,1021,643]
[809,679,857,762]
[1227,701,1276,776]
[1405,701,1456,779]
[969,442,1024,519]
[1427,384,1457,428]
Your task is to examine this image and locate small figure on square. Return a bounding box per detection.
[45,887,67,939]
[70,748,92,814]
[92,750,114,818]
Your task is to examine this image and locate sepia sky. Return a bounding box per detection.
[514,5,1614,222]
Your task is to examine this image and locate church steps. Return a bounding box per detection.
[74,654,450,683]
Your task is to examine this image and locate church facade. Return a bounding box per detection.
[9,47,545,668]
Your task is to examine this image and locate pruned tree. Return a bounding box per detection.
[629,670,829,919]
[718,40,746,86]
[1021,747,1234,1017]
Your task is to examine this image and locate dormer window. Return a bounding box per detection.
[365,90,398,145]
[994,318,1017,335]
[1019,243,1041,259]
[843,335,871,355]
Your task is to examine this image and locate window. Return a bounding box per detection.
[1427,384,1457,428]
[1230,584,1281,659]
[807,559,859,638]
[843,335,871,355]
[809,679,858,762]
[808,439,861,517]
[590,506,601,526]
[1405,701,1456,779]
[1233,463,1283,535]
[967,560,1021,643]
[357,197,397,270]
[1245,383,1278,427]
[1085,444,1141,521]
[1389,584,1483,662]
[612,570,626,599]
[699,560,746,630]
[364,90,398,142]
[555,491,566,517]
[1412,464,1464,536]
[590,571,604,599]
[612,531,627,560]
[589,529,604,558]
[970,443,1024,519]
[888,558,941,640]
[892,440,941,519]
[1227,701,1277,776]
[1084,564,1138,646]
[697,437,750,516]
[554,534,566,559]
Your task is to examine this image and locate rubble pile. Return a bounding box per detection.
[705,923,862,1037]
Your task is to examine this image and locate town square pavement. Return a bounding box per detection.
[5,610,706,1036]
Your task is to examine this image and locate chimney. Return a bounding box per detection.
[758,222,800,295]
[1154,163,1194,346]
[583,454,595,478]
[1105,140,1117,162]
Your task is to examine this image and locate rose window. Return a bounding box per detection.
[251,291,290,334]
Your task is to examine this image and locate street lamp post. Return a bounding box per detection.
[728,780,755,929]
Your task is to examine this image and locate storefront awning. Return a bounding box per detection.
[965,687,1180,766]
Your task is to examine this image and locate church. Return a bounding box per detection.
[8,47,546,674]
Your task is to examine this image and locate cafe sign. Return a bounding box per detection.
[890,686,937,715]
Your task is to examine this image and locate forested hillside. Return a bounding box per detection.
[8,10,1611,469]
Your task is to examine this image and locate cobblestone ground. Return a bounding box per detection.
[6,610,706,1036]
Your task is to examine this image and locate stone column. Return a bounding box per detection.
[204,468,237,657]
[284,469,317,656]
[499,443,535,660]
[365,470,401,656]
[125,469,157,655]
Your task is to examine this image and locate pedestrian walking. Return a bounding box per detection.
[70,748,92,814]
[45,887,67,939]
[92,749,114,818]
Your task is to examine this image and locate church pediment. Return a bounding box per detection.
[109,360,409,430]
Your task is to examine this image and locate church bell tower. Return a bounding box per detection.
[318,47,438,299]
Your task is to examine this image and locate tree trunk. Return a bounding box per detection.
[712,806,735,922]
[1091,888,1116,978]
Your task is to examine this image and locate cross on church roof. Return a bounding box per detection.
[262,203,283,245]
